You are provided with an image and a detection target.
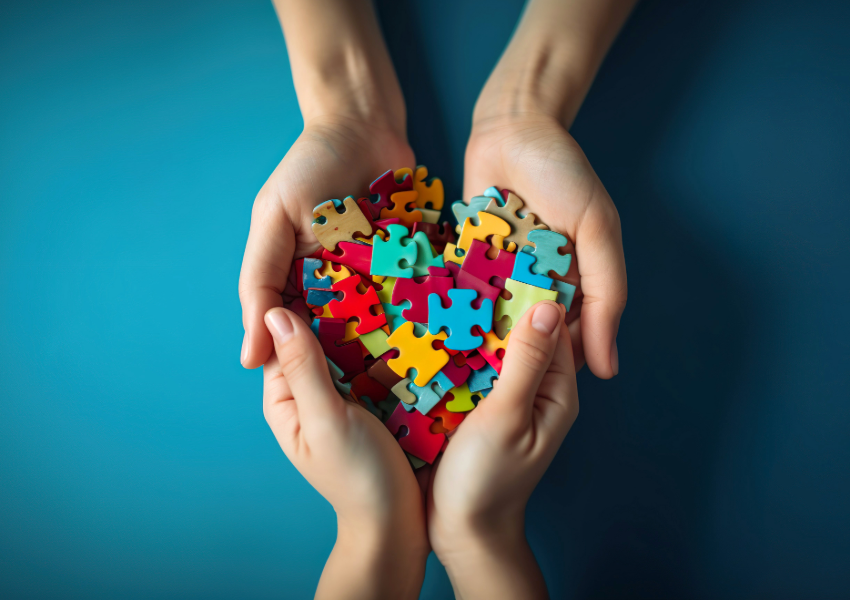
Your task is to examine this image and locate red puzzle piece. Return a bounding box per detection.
[367,169,414,219]
[385,403,445,463]
[328,275,386,334]
[455,269,502,310]
[322,242,373,277]
[461,239,515,284]
[349,371,390,404]
[440,359,471,387]
[316,318,365,377]
[429,394,467,433]
[391,274,454,323]
[412,221,455,252]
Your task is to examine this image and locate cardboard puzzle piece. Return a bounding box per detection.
[428,288,493,351]
[511,251,554,290]
[412,165,444,210]
[368,169,414,219]
[429,395,467,432]
[367,358,404,390]
[495,278,558,329]
[322,242,373,277]
[445,382,476,412]
[524,230,572,277]
[455,269,502,311]
[391,273,454,323]
[468,363,498,393]
[484,192,547,250]
[476,328,510,374]
[440,358,471,388]
[311,196,373,251]
[358,327,392,358]
[326,357,352,395]
[371,224,417,278]
[461,239,516,285]
[457,212,516,253]
[386,321,449,385]
[381,190,423,227]
[552,279,577,312]
[385,403,444,464]
[328,275,386,334]
[407,371,454,415]
[316,318,365,377]
[451,196,491,234]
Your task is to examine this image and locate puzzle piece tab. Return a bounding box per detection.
[428,288,493,351]
[511,251,553,290]
[429,395,467,432]
[371,224,417,278]
[328,275,386,334]
[368,169,414,219]
[386,321,449,385]
[391,273,453,323]
[524,230,572,277]
[311,196,373,251]
[484,192,547,250]
[385,403,445,463]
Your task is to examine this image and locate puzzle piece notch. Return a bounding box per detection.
[454,269,502,311]
[412,165,444,210]
[444,382,476,413]
[428,289,493,351]
[484,192,547,250]
[476,327,510,374]
[457,212,517,253]
[371,224,418,278]
[511,251,554,290]
[523,230,572,277]
[385,403,445,463]
[302,257,332,290]
[311,196,374,251]
[368,169,414,219]
[468,363,499,393]
[391,273,454,323]
[328,275,386,335]
[386,321,449,385]
[315,317,365,377]
[381,190,423,227]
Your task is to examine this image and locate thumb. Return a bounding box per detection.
[264,307,344,424]
[485,301,563,428]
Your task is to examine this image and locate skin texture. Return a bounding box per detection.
[242,0,636,597]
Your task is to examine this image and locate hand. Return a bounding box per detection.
[263,305,427,599]
[239,118,413,369]
[426,301,579,598]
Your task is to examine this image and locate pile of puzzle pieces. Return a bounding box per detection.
[290,166,577,469]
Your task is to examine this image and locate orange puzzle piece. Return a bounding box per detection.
[386,321,449,386]
[380,190,423,227]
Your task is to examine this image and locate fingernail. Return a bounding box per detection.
[266,310,294,342]
[240,334,248,366]
[531,303,560,334]
[610,339,619,376]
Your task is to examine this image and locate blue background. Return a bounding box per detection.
[1,0,848,597]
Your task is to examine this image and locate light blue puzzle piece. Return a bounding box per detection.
[451,196,491,229]
[306,289,336,306]
[326,358,352,395]
[511,251,553,290]
[552,279,577,311]
[524,230,572,277]
[468,363,498,393]
[483,186,504,206]
[382,301,407,332]
[410,231,437,277]
[371,224,418,278]
[427,288,493,351]
[407,371,453,415]
[302,257,332,290]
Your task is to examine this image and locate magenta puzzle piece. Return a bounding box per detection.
[391,273,454,323]
[440,359,472,387]
[461,239,515,284]
[316,317,365,377]
[367,169,414,219]
[322,242,373,277]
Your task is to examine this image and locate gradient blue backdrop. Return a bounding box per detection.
[2,0,848,598]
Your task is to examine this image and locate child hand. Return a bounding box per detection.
[427,301,579,598]
[262,306,427,599]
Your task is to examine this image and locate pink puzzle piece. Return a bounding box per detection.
[322,242,373,277]
[367,169,414,219]
[440,358,472,387]
[391,273,454,323]
[385,403,445,463]
[315,318,365,377]
[455,269,502,311]
[461,239,515,284]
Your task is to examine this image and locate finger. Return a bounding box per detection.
[535,320,579,440]
[568,318,586,372]
[485,301,563,430]
[239,195,295,369]
[264,307,344,425]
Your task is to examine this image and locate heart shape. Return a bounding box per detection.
[293,167,576,468]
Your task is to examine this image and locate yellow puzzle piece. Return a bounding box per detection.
[413,165,444,210]
[445,382,476,412]
[386,321,449,385]
[457,212,517,253]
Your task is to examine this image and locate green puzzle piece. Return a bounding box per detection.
[524,230,572,277]
[495,278,557,329]
[409,231,439,277]
[371,224,417,278]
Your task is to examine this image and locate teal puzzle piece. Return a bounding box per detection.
[371,224,417,278]
[451,196,490,230]
[381,301,408,332]
[468,363,498,393]
[552,279,577,312]
[511,251,553,290]
[405,371,453,415]
[523,230,572,277]
[427,288,493,351]
[409,231,445,277]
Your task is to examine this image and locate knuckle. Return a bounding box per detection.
[509,337,552,371]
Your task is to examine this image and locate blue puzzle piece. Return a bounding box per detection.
[407,371,453,415]
[468,363,498,393]
[302,257,332,290]
[523,230,572,277]
[483,186,504,205]
[511,251,553,290]
[552,279,577,311]
[306,289,336,306]
[427,288,493,351]
[451,196,491,229]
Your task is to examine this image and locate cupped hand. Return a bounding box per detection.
[464,113,627,377]
[239,117,414,369]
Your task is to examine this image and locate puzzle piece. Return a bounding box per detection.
[451,196,491,234]
[412,221,455,252]
[523,229,572,276]
[322,242,373,277]
[302,257,332,291]
[409,231,445,277]
[326,357,352,395]
[483,186,504,204]
[350,371,390,409]
[381,190,423,227]
[454,269,502,311]
[445,382,476,412]
[311,196,373,251]
[457,212,516,253]
[412,165,444,209]
[495,278,558,328]
[391,273,454,323]
[460,239,516,285]
[386,321,449,385]
[381,301,407,332]
[371,224,417,278]
[429,395,467,432]
[407,371,454,415]
[484,192,547,250]
[440,358,471,387]
[328,275,386,334]
[315,318,365,377]
[358,327,392,358]
[468,363,498,393]
[318,260,352,285]
[306,289,336,306]
[428,288,493,351]
[443,243,466,266]
[367,359,403,390]
[391,378,418,408]
[476,327,510,374]
[511,251,554,290]
[552,279,577,311]
[385,403,444,463]
[418,208,441,224]
[368,169,414,219]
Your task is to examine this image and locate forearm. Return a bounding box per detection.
[272,0,405,132]
[476,0,637,127]
[316,520,427,600]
